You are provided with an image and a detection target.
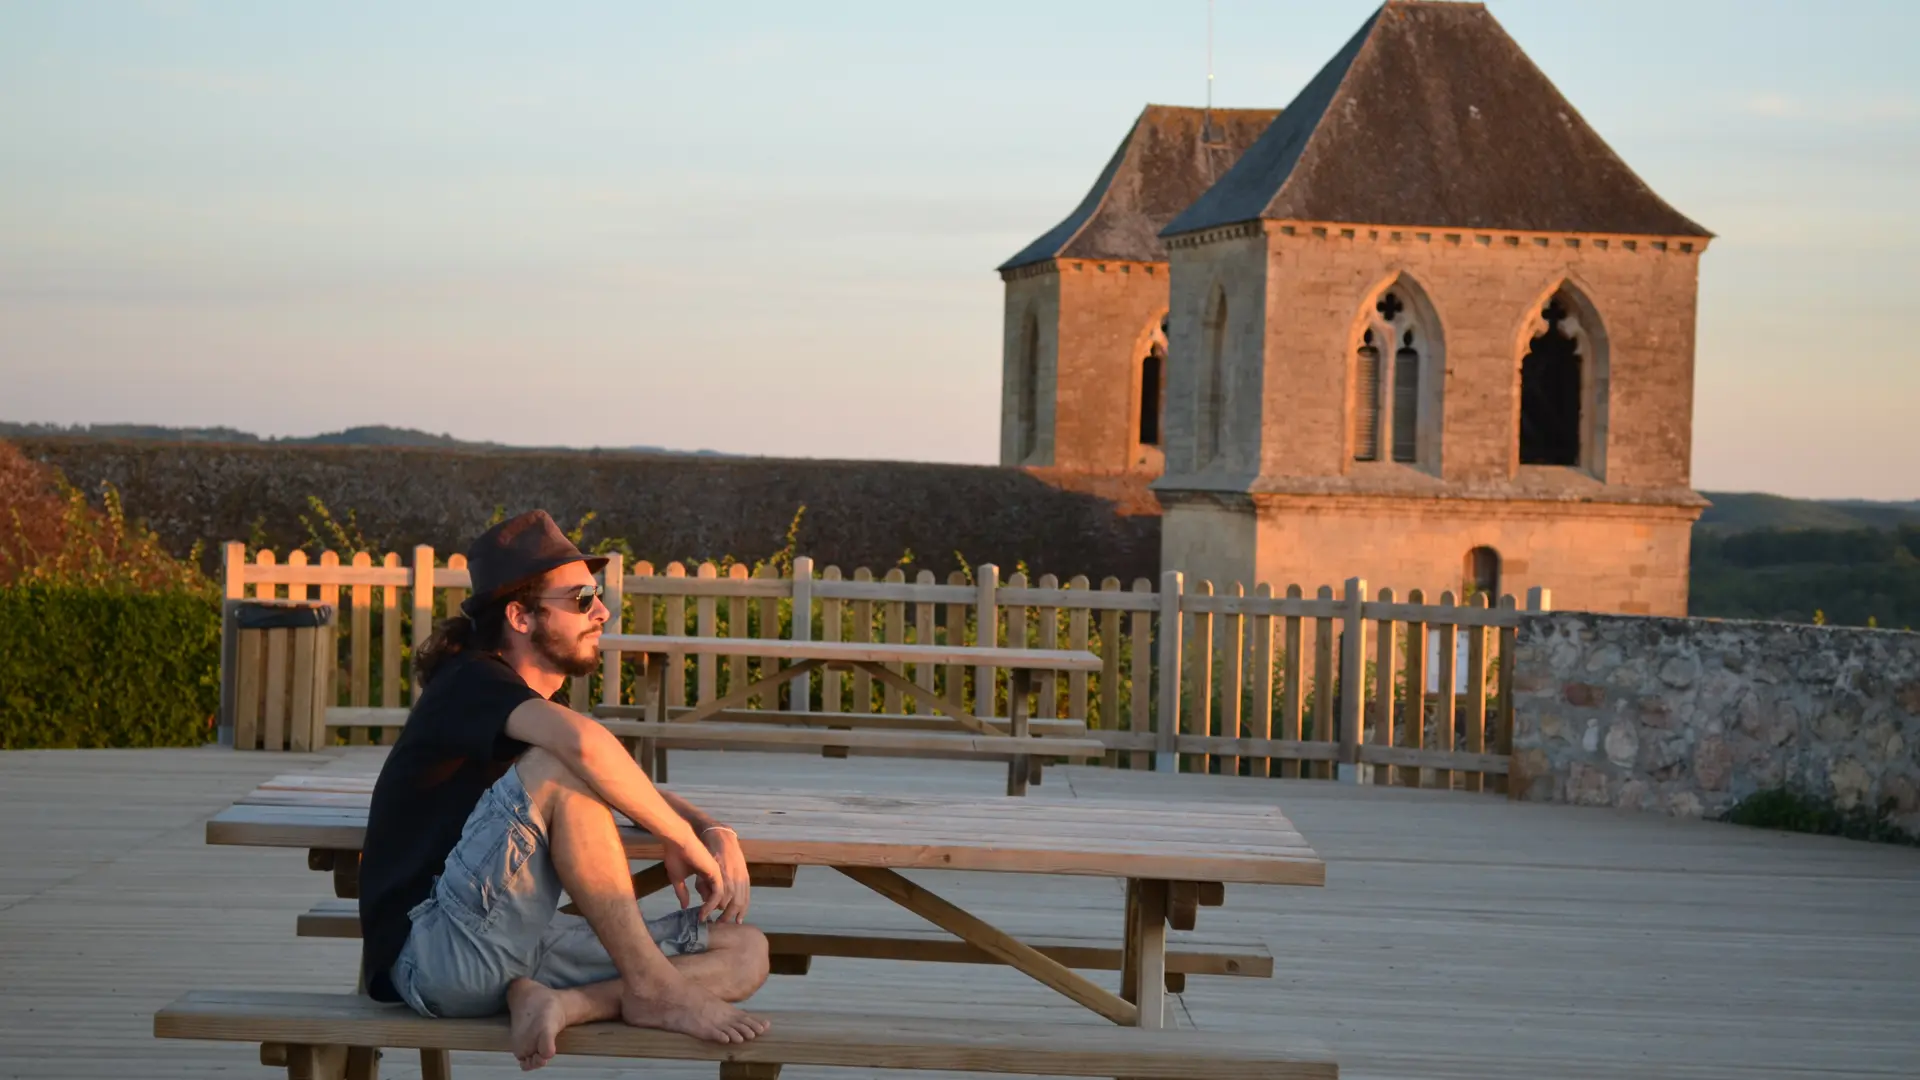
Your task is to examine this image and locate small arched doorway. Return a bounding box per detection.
[1464,546,1502,602]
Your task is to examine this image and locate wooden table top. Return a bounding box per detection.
[209,774,1325,887]
[598,635,1105,673]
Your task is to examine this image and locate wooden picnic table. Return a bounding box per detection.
[599,635,1104,794]
[209,773,1325,1032]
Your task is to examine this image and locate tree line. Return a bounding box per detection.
[1689,525,1920,629]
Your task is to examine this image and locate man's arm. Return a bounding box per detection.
[659,789,717,833]
[661,788,753,922]
[503,698,730,909]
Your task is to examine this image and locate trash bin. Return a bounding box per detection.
[223,600,337,751]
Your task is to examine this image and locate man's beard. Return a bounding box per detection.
[531,614,599,678]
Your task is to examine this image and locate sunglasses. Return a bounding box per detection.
[531,584,604,615]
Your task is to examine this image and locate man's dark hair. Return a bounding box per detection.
[415,576,545,685]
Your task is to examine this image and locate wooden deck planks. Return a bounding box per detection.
[1,747,1918,1079]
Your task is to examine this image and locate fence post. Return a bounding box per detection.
[1337,577,1368,783]
[1371,586,1397,786]
[973,564,999,718]
[1495,592,1519,796]
[411,546,435,705]
[218,541,247,747]
[790,555,814,713]
[600,553,624,709]
[1155,570,1183,773]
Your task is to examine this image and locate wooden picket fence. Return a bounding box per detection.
[219,542,1547,789]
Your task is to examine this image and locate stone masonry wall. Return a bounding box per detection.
[1026,259,1168,475]
[1254,226,1704,489]
[1251,496,1694,615]
[999,268,1060,467]
[1511,612,1920,833]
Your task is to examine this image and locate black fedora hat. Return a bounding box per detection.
[460,510,608,617]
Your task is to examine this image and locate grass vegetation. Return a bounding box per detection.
[1718,787,1919,847]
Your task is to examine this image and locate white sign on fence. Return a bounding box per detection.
[1428,629,1471,694]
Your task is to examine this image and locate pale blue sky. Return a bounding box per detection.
[2,1,1915,498]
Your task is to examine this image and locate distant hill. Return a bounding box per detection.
[0,421,725,457]
[1697,492,1920,532]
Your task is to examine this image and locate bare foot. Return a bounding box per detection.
[506,979,568,1071]
[621,977,771,1044]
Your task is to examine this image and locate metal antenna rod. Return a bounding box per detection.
[1207,0,1215,113]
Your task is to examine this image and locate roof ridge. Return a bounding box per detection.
[1471,11,1711,238]
[1159,1,1709,239]
[1046,109,1145,265]
[1160,8,1379,239]
[999,105,1282,271]
[1258,9,1387,221]
[995,110,1141,272]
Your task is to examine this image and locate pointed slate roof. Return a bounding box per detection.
[1162,1,1709,239]
[999,105,1282,272]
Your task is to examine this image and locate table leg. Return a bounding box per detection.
[858,661,996,736]
[837,865,1136,1025]
[651,651,670,781]
[1119,878,1168,1029]
[1007,668,1031,797]
[277,1043,348,1080]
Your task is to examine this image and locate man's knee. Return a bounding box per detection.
[708,921,770,989]
[515,748,603,829]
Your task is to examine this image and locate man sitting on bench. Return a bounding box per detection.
[359,510,771,1071]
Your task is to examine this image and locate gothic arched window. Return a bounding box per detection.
[1199,289,1228,467]
[1015,313,1040,462]
[1353,284,1433,465]
[1138,313,1167,447]
[1519,293,1586,466]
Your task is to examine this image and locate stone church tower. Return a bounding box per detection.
[999,0,1712,616]
[996,105,1278,475]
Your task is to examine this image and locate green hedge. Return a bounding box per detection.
[0,585,221,748]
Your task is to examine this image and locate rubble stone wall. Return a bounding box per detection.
[1510,612,1920,832]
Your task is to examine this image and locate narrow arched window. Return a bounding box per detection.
[1354,329,1381,461]
[1519,294,1583,466]
[1392,329,1420,463]
[1015,314,1040,462]
[1354,285,1433,465]
[1199,290,1227,466]
[1465,546,1501,601]
[1138,313,1167,447]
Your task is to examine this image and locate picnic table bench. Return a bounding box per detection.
[598,634,1106,795]
[162,772,1335,1079]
